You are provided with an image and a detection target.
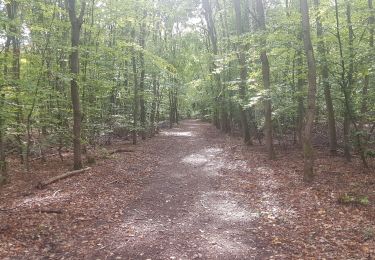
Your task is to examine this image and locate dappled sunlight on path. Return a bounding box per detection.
[101,120,266,259]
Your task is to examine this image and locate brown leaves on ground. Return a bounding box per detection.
[0,141,158,259]
[220,140,375,259]
[0,122,374,259]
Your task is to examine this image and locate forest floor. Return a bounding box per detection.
[0,120,374,259]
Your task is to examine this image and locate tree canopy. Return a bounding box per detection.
[0,0,374,183]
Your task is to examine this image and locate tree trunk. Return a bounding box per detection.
[314,0,337,155]
[5,1,23,164]
[169,88,174,128]
[66,0,86,170]
[361,0,373,133]
[255,0,275,159]
[296,51,304,146]
[174,86,179,124]
[300,0,318,182]
[334,0,352,162]
[139,15,147,140]
[346,3,368,168]
[343,114,351,161]
[150,74,158,137]
[202,0,224,131]
[233,0,252,145]
[0,3,16,182]
[132,30,139,145]
[0,93,6,184]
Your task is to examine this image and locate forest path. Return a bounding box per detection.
[101,120,265,259]
[2,120,373,259]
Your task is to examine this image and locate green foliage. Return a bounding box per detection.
[0,0,374,174]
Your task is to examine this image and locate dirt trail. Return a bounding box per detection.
[98,120,264,259]
[2,120,373,259]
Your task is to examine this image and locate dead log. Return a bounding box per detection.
[36,167,91,189]
[36,209,63,214]
[109,148,135,155]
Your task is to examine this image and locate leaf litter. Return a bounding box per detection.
[0,120,374,259]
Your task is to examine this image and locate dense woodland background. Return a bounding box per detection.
[0,0,374,185]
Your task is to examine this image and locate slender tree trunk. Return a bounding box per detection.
[314,0,337,155]
[132,32,139,145]
[150,74,158,137]
[344,2,355,162]
[333,1,368,167]
[169,88,174,128]
[0,6,14,182]
[0,93,6,184]
[255,0,275,159]
[363,0,373,127]
[343,114,351,161]
[300,0,318,182]
[346,3,368,168]
[174,85,179,124]
[233,0,252,145]
[66,0,86,170]
[334,0,352,161]
[6,1,23,164]
[202,0,224,130]
[139,15,147,140]
[216,0,231,133]
[296,51,304,146]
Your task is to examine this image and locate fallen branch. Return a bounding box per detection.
[36,167,91,189]
[31,153,59,162]
[36,209,63,214]
[109,148,135,154]
[5,148,18,155]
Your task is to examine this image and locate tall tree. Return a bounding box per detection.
[362,0,374,128]
[66,0,86,170]
[202,0,222,129]
[233,0,252,145]
[132,28,139,145]
[139,11,147,140]
[7,0,23,164]
[300,0,317,182]
[255,0,275,159]
[314,0,337,155]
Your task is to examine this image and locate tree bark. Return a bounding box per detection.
[300,0,318,182]
[0,2,15,182]
[314,0,337,155]
[296,51,304,146]
[150,74,158,137]
[131,29,139,145]
[66,0,86,170]
[334,0,352,161]
[5,1,23,164]
[139,14,147,140]
[37,167,91,189]
[202,0,224,130]
[255,0,275,159]
[361,0,373,129]
[233,0,252,145]
[346,2,368,168]
[0,93,6,184]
